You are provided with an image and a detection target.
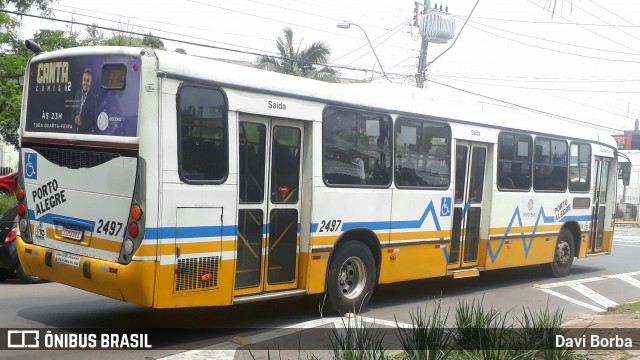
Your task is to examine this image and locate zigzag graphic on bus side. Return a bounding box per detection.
[336,200,449,261]
[487,205,591,264]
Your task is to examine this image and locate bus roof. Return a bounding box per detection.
[152,49,614,147]
[26,46,615,148]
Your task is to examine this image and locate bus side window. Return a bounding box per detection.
[201,140,225,180]
[177,85,228,183]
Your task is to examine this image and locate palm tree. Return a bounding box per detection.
[257,27,338,82]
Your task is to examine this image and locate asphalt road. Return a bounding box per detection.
[0,230,638,359]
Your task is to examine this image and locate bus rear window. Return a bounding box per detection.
[102,63,126,89]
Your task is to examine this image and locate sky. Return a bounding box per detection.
[12,0,640,134]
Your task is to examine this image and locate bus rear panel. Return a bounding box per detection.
[17,49,154,306]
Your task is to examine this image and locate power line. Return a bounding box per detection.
[466,22,640,64]
[430,73,640,93]
[427,78,626,132]
[51,4,278,44]
[425,0,481,69]
[452,15,640,28]
[432,74,640,124]
[429,71,640,84]
[525,0,640,56]
[1,9,391,77]
[343,20,411,68]
[246,0,390,31]
[183,0,409,52]
[49,7,281,56]
[467,18,640,58]
[584,0,638,27]
[569,0,640,44]
[6,7,632,130]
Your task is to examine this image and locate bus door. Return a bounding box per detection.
[234,114,303,296]
[589,157,611,253]
[448,141,490,271]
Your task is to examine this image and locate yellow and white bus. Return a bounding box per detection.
[16,45,617,313]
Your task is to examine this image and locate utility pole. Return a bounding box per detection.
[413,1,455,88]
[415,0,430,88]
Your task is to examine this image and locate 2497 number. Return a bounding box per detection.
[97,219,123,236]
[318,219,342,232]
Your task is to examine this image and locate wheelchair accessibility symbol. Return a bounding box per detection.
[440,197,451,217]
[25,153,37,180]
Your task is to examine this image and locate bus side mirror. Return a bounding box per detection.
[619,162,631,187]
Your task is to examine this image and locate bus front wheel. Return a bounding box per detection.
[542,229,574,277]
[326,241,376,315]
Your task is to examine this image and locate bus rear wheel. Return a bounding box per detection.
[16,264,45,284]
[542,229,574,277]
[326,241,376,315]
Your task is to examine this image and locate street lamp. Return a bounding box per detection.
[336,21,390,82]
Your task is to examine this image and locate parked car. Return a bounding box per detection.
[0,172,18,195]
[0,204,45,283]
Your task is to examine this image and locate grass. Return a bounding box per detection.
[328,314,388,360]
[604,301,640,314]
[395,300,453,360]
[323,298,582,360]
[0,194,16,214]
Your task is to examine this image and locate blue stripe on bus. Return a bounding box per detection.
[337,200,442,232]
[145,225,238,239]
[143,223,301,240]
[27,210,96,231]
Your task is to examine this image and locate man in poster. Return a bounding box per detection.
[73,68,97,133]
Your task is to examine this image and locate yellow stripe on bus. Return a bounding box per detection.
[489,224,561,235]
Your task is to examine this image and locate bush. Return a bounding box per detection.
[0,194,16,214]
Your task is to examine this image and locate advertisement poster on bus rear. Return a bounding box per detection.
[25,55,141,137]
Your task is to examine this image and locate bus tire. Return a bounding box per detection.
[16,264,45,284]
[542,229,574,277]
[326,241,376,315]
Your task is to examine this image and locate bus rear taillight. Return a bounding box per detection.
[17,204,26,217]
[127,222,139,238]
[15,188,24,202]
[118,157,146,264]
[130,204,142,221]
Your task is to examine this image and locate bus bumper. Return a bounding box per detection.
[17,236,156,307]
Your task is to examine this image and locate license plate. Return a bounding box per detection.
[61,226,84,241]
[54,252,81,267]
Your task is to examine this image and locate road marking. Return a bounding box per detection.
[536,270,640,313]
[537,288,605,312]
[158,315,413,360]
[608,274,640,289]
[566,282,618,309]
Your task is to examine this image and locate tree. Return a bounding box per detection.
[0,0,54,13]
[82,25,105,46]
[33,29,80,50]
[142,33,165,50]
[102,32,165,50]
[257,27,338,82]
[0,0,165,148]
[0,0,56,148]
[0,13,30,148]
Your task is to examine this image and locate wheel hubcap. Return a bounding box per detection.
[556,241,570,265]
[337,256,366,300]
